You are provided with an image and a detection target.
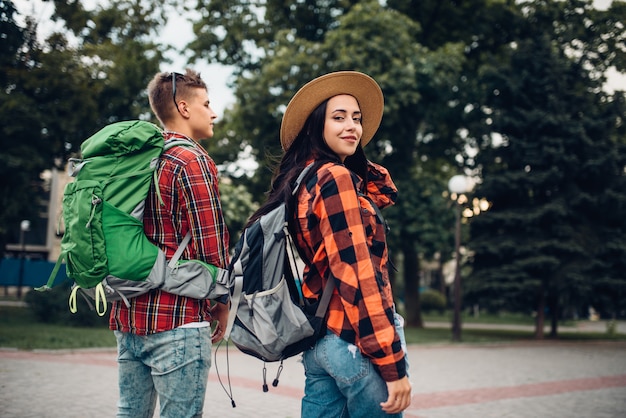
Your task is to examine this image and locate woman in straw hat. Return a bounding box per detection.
[248,71,411,416]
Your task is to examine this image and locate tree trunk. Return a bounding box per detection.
[403,247,423,328]
[437,259,446,299]
[549,293,559,338]
[535,284,545,339]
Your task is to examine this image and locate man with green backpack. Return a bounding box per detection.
[110,70,230,417]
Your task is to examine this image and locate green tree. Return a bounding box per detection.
[1,0,169,256]
[465,0,626,337]
[218,178,259,248]
[49,0,170,127]
[188,0,361,72]
[189,0,469,326]
[0,0,30,252]
[0,2,86,253]
[189,0,626,334]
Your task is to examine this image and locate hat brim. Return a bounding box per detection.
[280,71,384,151]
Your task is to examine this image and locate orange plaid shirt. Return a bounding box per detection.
[294,161,406,382]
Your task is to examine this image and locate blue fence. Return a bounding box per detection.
[0,258,67,287]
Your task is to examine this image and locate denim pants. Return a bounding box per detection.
[114,327,212,418]
[301,313,409,418]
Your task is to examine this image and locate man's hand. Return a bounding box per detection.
[209,301,229,344]
[380,376,412,414]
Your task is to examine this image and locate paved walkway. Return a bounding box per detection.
[1,340,625,417]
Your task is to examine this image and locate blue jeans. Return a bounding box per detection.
[114,327,212,418]
[301,313,408,418]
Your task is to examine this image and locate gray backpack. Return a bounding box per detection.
[223,164,334,371]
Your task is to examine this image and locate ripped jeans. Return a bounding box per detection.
[114,327,212,418]
[301,313,409,418]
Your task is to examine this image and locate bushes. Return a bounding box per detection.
[420,289,446,314]
[24,280,109,327]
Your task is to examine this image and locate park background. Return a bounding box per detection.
[1,0,626,343]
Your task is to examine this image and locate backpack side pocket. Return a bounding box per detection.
[230,278,315,362]
[62,180,108,288]
[163,260,229,300]
[102,200,159,281]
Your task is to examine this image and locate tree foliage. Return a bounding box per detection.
[0,0,169,254]
[189,0,472,326]
[4,0,625,338]
[465,0,626,336]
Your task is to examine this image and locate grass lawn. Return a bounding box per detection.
[1,305,624,350]
[0,306,115,350]
[405,325,626,345]
[423,311,535,325]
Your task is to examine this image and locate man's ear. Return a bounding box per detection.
[178,100,190,117]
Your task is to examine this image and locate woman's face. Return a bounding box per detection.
[323,94,363,162]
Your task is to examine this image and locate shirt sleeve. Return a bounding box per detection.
[175,153,230,269]
[313,164,405,381]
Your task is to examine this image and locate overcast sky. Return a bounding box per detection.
[12,0,624,115]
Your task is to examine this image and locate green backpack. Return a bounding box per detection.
[37,120,228,315]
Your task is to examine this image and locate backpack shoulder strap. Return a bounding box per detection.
[357,191,388,231]
[292,163,315,195]
[154,140,195,206]
[288,161,335,317]
[167,231,192,268]
[314,275,335,317]
[163,139,193,152]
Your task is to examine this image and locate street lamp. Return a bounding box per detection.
[448,175,469,342]
[17,220,30,299]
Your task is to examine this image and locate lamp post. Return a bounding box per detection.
[448,175,469,342]
[17,220,30,299]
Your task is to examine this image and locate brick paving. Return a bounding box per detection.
[1,341,625,417]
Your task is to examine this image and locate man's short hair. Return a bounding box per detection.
[147,69,208,125]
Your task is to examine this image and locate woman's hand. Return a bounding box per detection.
[380,376,412,414]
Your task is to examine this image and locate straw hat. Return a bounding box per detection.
[280,71,384,151]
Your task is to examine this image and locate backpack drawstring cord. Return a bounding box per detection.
[272,361,284,387]
[214,339,236,408]
[262,363,269,392]
[85,195,102,228]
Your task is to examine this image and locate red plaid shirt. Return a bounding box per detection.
[294,161,406,382]
[109,132,230,335]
